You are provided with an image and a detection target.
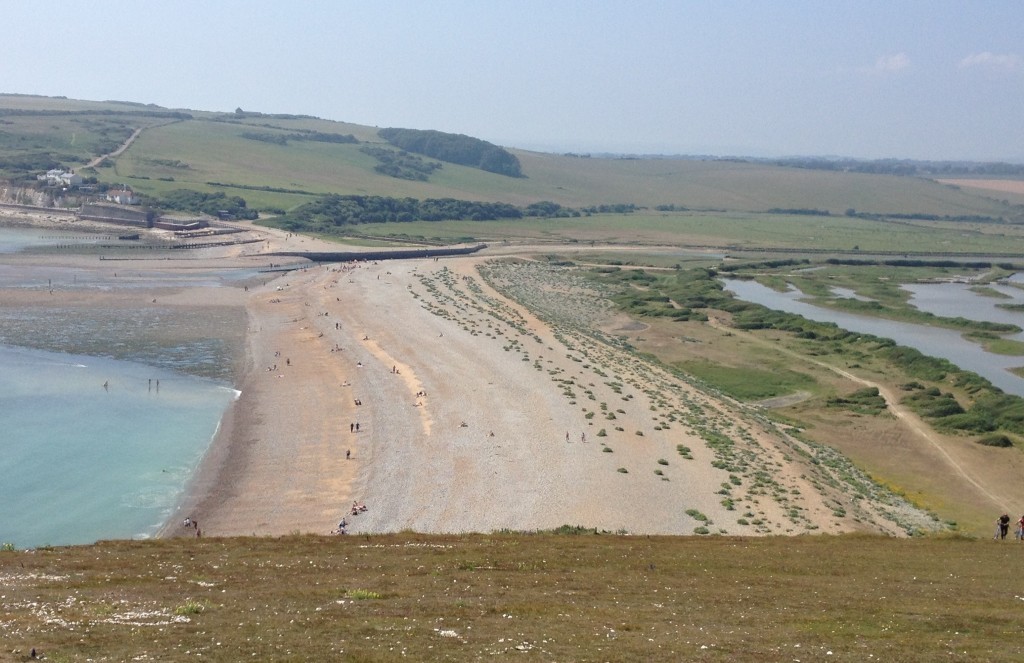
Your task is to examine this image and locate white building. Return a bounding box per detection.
[37,169,83,187]
[105,188,139,205]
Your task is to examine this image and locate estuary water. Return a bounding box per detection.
[722,278,1024,397]
[0,226,239,548]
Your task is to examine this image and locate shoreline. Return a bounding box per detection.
[2,217,949,540]
[162,264,365,538]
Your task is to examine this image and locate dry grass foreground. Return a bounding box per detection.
[177,254,938,539]
[2,533,1023,661]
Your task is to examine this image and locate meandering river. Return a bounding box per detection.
[722,278,1024,397]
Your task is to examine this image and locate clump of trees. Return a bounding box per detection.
[0,153,77,179]
[378,128,523,177]
[359,146,442,181]
[151,189,257,220]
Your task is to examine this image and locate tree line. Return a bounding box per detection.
[147,190,258,220]
[267,194,651,231]
[771,157,1024,178]
[273,194,522,230]
[240,130,357,146]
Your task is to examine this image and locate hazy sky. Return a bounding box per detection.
[3,1,1021,160]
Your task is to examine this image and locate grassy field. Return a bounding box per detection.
[2,533,1021,662]
[4,94,1019,221]
[119,133,1017,215]
[334,211,1024,255]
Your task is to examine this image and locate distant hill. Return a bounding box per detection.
[0,94,1020,222]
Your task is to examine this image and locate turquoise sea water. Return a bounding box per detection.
[0,344,237,549]
[0,226,239,549]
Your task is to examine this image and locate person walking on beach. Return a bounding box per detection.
[1016,514,1024,541]
[997,513,1011,539]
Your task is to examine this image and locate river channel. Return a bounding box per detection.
[722,278,1024,397]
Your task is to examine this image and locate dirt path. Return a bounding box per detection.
[85,119,184,168]
[86,127,144,168]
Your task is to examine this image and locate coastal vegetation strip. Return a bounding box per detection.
[585,259,1024,443]
[472,259,936,535]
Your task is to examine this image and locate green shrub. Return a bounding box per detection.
[345,589,382,600]
[174,600,207,615]
[976,434,1014,448]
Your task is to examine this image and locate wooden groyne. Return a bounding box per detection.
[266,243,487,263]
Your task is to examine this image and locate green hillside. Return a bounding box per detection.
[1,94,1020,223]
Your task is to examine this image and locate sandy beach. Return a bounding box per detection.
[1,213,937,539]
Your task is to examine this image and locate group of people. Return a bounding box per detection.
[995,513,1024,540]
[182,517,201,538]
[332,501,368,534]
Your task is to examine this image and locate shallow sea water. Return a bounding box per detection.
[0,344,237,549]
[0,226,240,548]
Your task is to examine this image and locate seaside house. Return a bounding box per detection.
[37,169,83,187]
[60,172,83,187]
[105,188,139,205]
